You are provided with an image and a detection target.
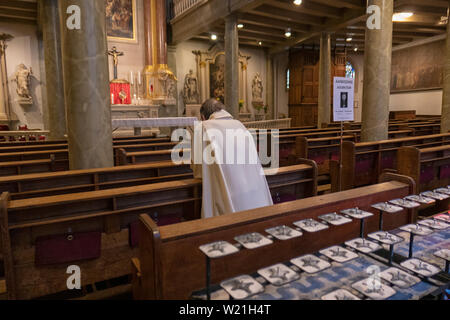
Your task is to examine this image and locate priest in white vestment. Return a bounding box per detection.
[191,99,273,219]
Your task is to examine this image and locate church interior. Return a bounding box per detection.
[0,0,449,302]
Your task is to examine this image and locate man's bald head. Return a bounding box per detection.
[200,99,225,120]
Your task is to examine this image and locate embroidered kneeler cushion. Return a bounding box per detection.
[279,146,293,159]
[381,156,395,170]
[420,166,434,184]
[310,152,327,165]
[35,231,101,266]
[330,152,339,161]
[272,193,296,204]
[440,165,450,180]
[355,158,372,174]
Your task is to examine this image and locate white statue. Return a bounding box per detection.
[252,72,263,102]
[167,78,177,100]
[183,69,200,104]
[14,63,33,103]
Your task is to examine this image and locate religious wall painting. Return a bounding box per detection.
[106,0,137,43]
[209,53,225,103]
[391,40,444,93]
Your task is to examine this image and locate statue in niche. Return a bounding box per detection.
[183,69,200,104]
[156,66,177,101]
[13,63,33,104]
[252,72,263,102]
[167,78,177,101]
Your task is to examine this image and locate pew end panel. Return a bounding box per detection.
[397,147,421,188]
[379,172,417,223]
[330,141,356,192]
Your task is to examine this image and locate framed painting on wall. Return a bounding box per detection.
[391,40,444,93]
[106,0,138,43]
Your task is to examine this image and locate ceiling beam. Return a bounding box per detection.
[269,7,367,55]
[239,12,311,33]
[0,0,37,11]
[171,0,269,44]
[395,0,449,9]
[268,0,342,19]
[0,7,36,19]
[308,0,365,10]
[0,16,35,25]
[251,4,325,26]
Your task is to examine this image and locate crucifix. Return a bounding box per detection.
[108,46,124,80]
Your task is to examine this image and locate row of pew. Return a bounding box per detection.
[0,117,447,300]
[0,157,318,299]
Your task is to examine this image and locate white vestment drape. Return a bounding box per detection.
[192,110,273,219]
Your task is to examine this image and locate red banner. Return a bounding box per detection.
[110,82,131,105]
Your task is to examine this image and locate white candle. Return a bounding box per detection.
[130,71,134,85]
[138,71,141,85]
[111,93,114,104]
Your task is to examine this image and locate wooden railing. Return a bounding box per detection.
[243,118,292,130]
[172,0,208,19]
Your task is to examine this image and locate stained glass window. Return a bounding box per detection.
[346,61,355,79]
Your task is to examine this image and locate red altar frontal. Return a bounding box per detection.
[110,81,131,105]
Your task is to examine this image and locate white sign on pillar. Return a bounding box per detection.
[333,77,354,122]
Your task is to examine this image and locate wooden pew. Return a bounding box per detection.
[0,162,317,299]
[0,143,190,176]
[332,133,450,192]
[399,123,441,136]
[397,144,450,193]
[0,142,184,163]
[294,135,356,175]
[343,119,440,131]
[133,174,415,300]
[116,149,191,166]
[0,157,67,177]
[276,130,413,167]
[0,161,193,200]
[0,139,176,154]
[0,135,171,148]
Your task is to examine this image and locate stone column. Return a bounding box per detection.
[225,14,239,118]
[0,34,13,122]
[0,47,8,121]
[143,0,174,101]
[59,0,114,169]
[42,0,66,140]
[160,45,178,135]
[242,63,249,113]
[318,33,331,128]
[361,0,393,142]
[199,61,207,103]
[266,54,274,119]
[442,17,450,133]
